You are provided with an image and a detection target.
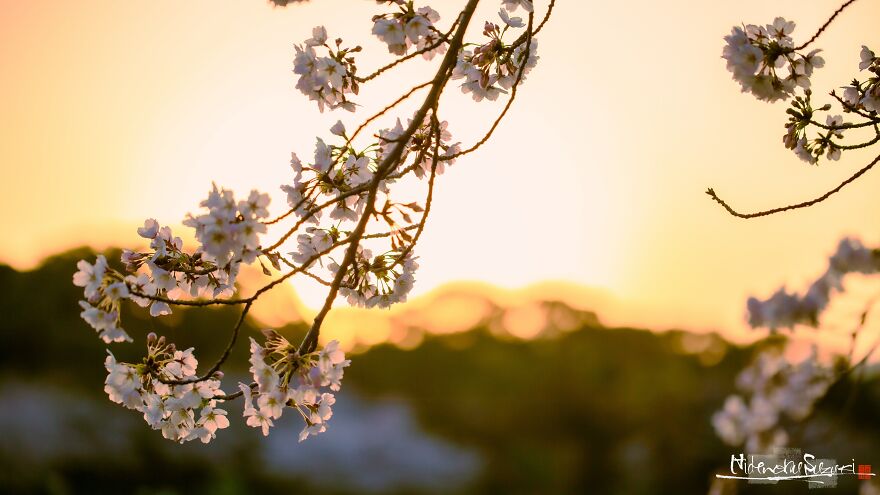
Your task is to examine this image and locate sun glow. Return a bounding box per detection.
[3,0,880,339]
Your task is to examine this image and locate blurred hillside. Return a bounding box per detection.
[0,248,878,494]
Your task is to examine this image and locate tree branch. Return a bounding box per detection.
[443,12,534,162]
[707,152,880,218]
[794,0,860,51]
[296,0,482,356]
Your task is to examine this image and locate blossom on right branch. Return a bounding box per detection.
[452,11,539,102]
[746,238,879,330]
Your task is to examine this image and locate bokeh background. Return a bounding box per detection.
[1,0,880,493]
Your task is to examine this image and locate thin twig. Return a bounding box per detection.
[391,116,441,269]
[510,0,554,49]
[443,12,534,161]
[214,382,256,401]
[263,207,296,226]
[707,152,880,218]
[160,301,253,385]
[838,130,880,150]
[348,80,433,145]
[831,91,878,120]
[794,0,860,51]
[355,18,459,83]
[533,0,555,36]
[808,118,879,131]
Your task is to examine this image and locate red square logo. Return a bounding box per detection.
[858,465,873,480]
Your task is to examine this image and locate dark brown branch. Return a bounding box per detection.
[214,382,256,401]
[794,0,860,51]
[276,255,333,286]
[809,118,879,131]
[392,117,441,269]
[510,0,553,49]
[707,152,880,218]
[296,0,481,356]
[348,80,433,144]
[263,207,296,226]
[258,82,433,247]
[533,0,555,36]
[831,91,877,120]
[838,130,880,150]
[443,12,534,161]
[160,301,253,386]
[355,19,459,83]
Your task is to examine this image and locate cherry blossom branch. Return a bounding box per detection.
[706,152,880,218]
[75,0,551,444]
[533,0,555,36]
[160,301,253,385]
[794,0,860,51]
[349,80,433,143]
[355,18,459,83]
[391,116,441,268]
[214,382,255,402]
[510,0,553,49]
[831,90,877,119]
[808,117,879,130]
[837,132,880,150]
[131,229,374,307]
[277,255,333,286]
[296,0,481,356]
[259,81,437,254]
[443,12,534,161]
[263,207,297,226]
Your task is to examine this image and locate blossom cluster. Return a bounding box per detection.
[330,246,419,308]
[243,332,350,441]
[746,238,879,330]
[841,46,880,113]
[712,346,832,453]
[74,185,273,345]
[104,334,230,443]
[722,18,824,102]
[124,219,239,308]
[294,26,361,112]
[776,45,880,165]
[452,10,539,102]
[74,255,132,343]
[781,90,846,164]
[281,122,382,227]
[183,185,270,267]
[372,1,444,59]
[378,116,461,179]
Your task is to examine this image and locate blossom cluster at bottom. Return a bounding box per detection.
[242,332,350,442]
[102,332,350,444]
[103,335,229,444]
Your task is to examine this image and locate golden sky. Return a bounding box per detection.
[2,0,880,337]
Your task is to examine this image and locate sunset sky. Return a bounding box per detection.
[2,0,880,339]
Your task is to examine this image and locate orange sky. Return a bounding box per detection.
[2,0,880,338]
